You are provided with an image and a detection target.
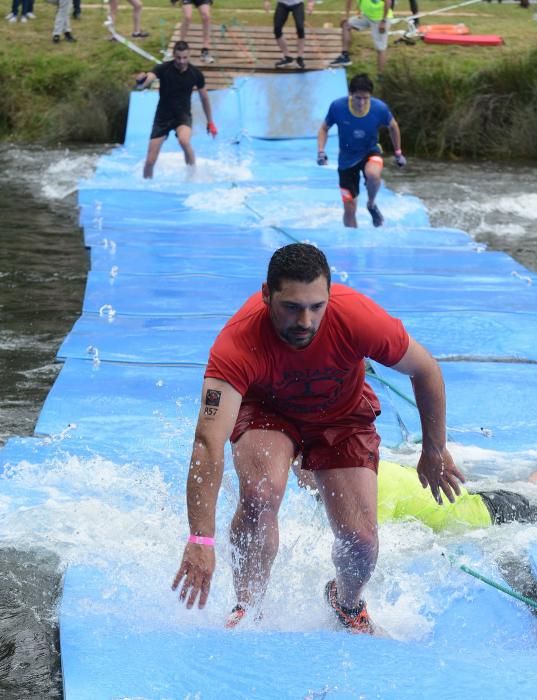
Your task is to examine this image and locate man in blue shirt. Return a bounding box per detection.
[317,73,406,228]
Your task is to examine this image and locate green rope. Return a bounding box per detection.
[445,554,537,611]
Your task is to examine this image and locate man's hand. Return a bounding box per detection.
[379,18,387,34]
[417,447,465,505]
[264,0,270,12]
[135,72,147,90]
[394,151,407,168]
[317,151,328,166]
[207,121,218,138]
[306,0,315,13]
[172,542,216,609]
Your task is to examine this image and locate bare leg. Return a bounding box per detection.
[108,0,117,24]
[277,36,289,56]
[341,20,353,51]
[377,48,386,75]
[143,135,166,178]
[129,0,142,34]
[315,467,378,608]
[176,124,195,166]
[180,3,192,40]
[343,198,358,228]
[297,36,305,58]
[364,159,382,209]
[199,3,211,48]
[230,430,294,608]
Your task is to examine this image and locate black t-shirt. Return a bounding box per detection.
[152,61,205,121]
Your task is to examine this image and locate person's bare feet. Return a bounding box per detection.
[143,162,153,179]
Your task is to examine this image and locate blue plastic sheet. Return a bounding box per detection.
[4,70,537,699]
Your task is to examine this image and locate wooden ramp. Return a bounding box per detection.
[169,23,344,90]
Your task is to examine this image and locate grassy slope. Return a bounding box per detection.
[0,0,536,155]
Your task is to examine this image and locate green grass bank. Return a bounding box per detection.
[1,0,536,158]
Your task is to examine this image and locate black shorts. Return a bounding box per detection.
[182,0,212,6]
[274,2,305,39]
[150,114,193,139]
[477,489,537,525]
[338,151,383,199]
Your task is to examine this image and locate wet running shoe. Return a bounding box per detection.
[225,604,247,629]
[296,56,305,70]
[367,203,384,227]
[329,53,352,67]
[275,56,294,68]
[324,579,374,634]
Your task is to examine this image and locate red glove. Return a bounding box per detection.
[207,122,218,138]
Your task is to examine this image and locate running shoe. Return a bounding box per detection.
[275,56,294,68]
[367,203,384,227]
[5,12,16,20]
[201,48,215,64]
[225,604,247,629]
[329,53,352,67]
[296,56,305,70]
[324,579,374,634]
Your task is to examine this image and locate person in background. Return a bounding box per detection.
[136,40,217,177]
[173,0,215,64]
[108,0,149,38]
[171,242,463,634]
[5,0,30,22]
[317,73,406,228]
[52,0,76,42]
[330,0,393,76]
[264,0,315,70]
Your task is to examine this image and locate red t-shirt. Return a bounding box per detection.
[205,283,409,428]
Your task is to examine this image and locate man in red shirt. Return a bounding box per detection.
[172,243,464,632]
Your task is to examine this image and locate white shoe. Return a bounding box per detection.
[6,12,17,21]
[26,11,36,18]
[20,14,28,22]
[201,50,215,64]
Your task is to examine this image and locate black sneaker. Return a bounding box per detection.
[275,56,294,68]
[324,580,374,634]
[52,34,60,43]
[64,31,76,41]
[296,56,305,70]
[367,203,384,227]
[329,53,352,67]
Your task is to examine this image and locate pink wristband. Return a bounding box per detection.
[188,534,215,547]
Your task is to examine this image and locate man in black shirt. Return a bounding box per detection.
[136,40,218,178]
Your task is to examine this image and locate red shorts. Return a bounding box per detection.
[230,402,380,473]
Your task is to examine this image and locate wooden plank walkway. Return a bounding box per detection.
[169,23,344,90]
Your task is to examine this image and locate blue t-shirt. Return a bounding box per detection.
[325,96,393,169]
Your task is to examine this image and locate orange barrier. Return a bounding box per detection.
[418,23,470,35]
[423,32,504,46]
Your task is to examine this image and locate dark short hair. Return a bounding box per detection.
[349,73,374,95]
[173,40,189,52]
[267,243,331,293]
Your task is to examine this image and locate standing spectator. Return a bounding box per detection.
[5,0,29,22]
[174,0,215,64]
[264,0,315,70]
[52,0,76,42]
[330,0,393,77]
[72,0,81,20]
[108,0,149,38]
